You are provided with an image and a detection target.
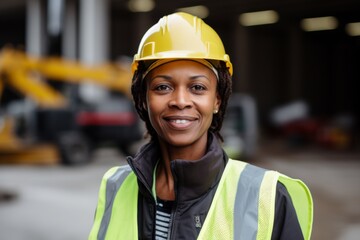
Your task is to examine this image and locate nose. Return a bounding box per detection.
[168,87,192,110]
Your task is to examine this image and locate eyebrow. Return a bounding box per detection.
[189,75,210,81]
[150,75,172,81]
[150,74,210,82]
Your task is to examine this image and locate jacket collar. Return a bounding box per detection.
[127,133,227,202]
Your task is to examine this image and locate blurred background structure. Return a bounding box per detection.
[0,0,360,239]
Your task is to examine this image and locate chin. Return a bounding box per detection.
[162,133,207,148]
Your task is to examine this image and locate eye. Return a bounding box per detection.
[191,84,206,92]
[154,84,172,92]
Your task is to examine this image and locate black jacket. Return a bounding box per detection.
[126,133,303,239]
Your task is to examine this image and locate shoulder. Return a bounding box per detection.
[102,165,133,183]
[275,181,294,208]
[272,182,305,239]
[98,165,135,199]
[227,159,279,182]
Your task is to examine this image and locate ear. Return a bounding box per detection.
[142,101,148,112]
[214,93,221,111]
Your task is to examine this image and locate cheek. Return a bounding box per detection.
[146,97,162,126]
[147,101,156,120]
[198,98,216,121]
[147,93,159,111]
[146,92,155,114]
[205,95,219,113]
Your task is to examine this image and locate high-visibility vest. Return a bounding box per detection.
[88,159,313,240]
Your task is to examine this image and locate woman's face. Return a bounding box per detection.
[146,60,220,148]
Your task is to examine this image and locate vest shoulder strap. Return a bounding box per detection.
[88,165,139,240]
[278,174,313,240]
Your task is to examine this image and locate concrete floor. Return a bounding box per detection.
[0,149,123,240]
[0,143,359,240]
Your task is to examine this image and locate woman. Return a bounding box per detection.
[89,12,313,240]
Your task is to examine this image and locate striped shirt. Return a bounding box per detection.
[155,198,174,240]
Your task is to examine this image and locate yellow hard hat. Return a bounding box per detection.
[132,12,233,76]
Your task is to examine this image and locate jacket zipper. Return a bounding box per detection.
[166,199,178,240]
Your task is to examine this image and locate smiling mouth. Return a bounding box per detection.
[170,119,190,124]
[164,116,197,129]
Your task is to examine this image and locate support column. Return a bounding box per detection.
[25,0,46,140]
[62,0,77,59]
[79,0,110,103]
[26,0,44,56]
[79,0,109,64]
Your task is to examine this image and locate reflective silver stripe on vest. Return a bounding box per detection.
[234,164,266,240]
[98,166,132,240]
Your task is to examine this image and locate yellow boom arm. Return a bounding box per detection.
[0,47,132,108]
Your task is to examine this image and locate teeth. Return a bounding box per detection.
[173,119,189,124]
